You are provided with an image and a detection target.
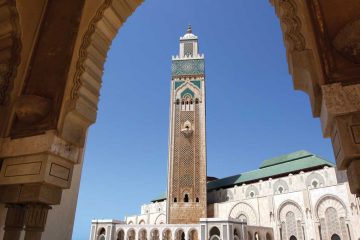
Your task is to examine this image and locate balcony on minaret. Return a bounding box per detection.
[181,120,193,137]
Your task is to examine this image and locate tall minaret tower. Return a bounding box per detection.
[167,25,207,224]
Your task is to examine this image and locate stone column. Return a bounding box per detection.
[3,204,25,240]
[321,83,360,196]
[23,203,51,240]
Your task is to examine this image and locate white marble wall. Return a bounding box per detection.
[208,167,360,240]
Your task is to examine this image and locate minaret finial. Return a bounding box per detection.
[187,24,192,33]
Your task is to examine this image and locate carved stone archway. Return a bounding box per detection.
[0,0,360,239]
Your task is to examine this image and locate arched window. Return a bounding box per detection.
[209,226,221,239]
[151,229,160,240]
[139,229,147,240]
[189,229,198,240]
[128,229,136,240]
[181,94,194,111]
[331,234,341,240]
[255,232,260,240]
[163,229,172,240]
[98,228,106,240]
[196,197,199,202]
[175,229,185,240]
[249,191,255,198]
[184,194,189,202]
[290,236,297,240]
[312,180,319,188]
[118,229,125,240]
[278,186,284,193]
[174,197,177,202]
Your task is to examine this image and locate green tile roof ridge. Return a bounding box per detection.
[259,150,313,169]
[150,151,334,202]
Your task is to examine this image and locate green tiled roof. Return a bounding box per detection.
[151,192,167,202]
[259,150,313,168]
[151,151,334,202]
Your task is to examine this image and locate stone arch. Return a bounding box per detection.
[127,228,136,240]
[315,195,347,220]
[138,228,147,240]
[138,219,146,225]
[175,228,185,240]
[278,201,304,240]
[316,195,349,240]
[188,228,199,240]
[209,226,221,238]
[229,202,258,225]
[245,185,259,198]
[175,82,201,101]
[162,228,172,240]
[98,227,106,240]
[60,0,143,146]
[277,200,304,222]
[155,213,166,225]
[305,172,325,188]
[150,228,160,240]
[117,229,125,240]
[273,179,289,194]
[0,0,21,106]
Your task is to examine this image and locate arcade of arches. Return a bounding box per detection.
[0,0,359,239]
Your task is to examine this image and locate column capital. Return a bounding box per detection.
[321,83,360,137]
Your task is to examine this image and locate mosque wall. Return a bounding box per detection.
[118,167,360,240]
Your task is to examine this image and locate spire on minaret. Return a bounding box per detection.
[187,24,192,33]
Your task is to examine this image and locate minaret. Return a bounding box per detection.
[167,25,207,224]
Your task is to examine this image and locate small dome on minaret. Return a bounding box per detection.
[181,24,197,40]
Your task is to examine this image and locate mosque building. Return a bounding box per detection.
[89,27,360,240]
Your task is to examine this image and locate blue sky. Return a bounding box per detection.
[72,1,334,239]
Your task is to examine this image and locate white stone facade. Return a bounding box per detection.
[207,167,359,240]
[91,167,360,240]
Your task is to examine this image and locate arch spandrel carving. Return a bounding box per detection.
[305,172,325,187]
[273,179,289,193]
[154,214,166,225]
[277,201,304,222]
[315,195,347,220]
[60,0,143,146]
[229,202,258,225]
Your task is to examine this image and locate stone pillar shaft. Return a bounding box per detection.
[3,204,25,240]
[23,204,51,240]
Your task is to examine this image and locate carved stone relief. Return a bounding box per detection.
[0,0,21,105]
[333,18,360,64]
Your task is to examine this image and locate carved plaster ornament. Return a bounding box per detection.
[181,120,193,137]
[333,18,360,64]
[14,95,51,123]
